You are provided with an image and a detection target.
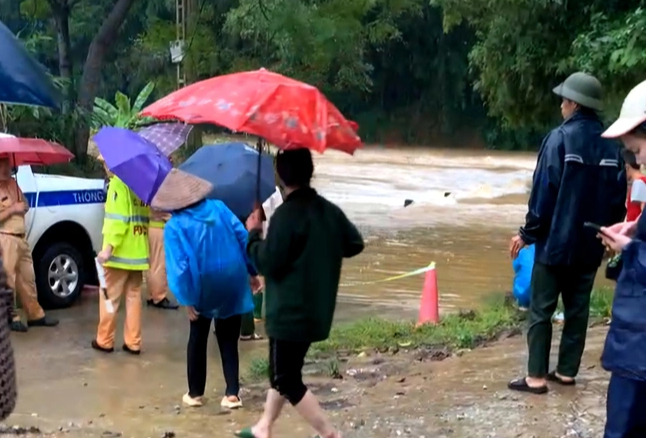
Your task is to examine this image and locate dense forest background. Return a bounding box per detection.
[1,0,645,157]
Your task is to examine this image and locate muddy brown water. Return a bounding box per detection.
[317,147,609,317]
[6,147,615,437]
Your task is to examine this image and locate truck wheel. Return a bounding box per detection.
[35,242,85,309]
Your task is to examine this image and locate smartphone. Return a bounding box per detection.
[584,222,615,241]
[584,222,603,232]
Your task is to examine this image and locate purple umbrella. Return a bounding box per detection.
[138,123,193,157]
[93,127,172,204]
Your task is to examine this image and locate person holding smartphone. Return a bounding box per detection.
[594,80,646,438]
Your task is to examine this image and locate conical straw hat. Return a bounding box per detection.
[151,168,213,211]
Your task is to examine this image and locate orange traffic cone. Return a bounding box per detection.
[417,262,439,326]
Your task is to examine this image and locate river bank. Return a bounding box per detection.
[243,288,613,383]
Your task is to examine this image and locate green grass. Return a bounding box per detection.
[556,287,614,319]
[312,293,520,355]
[312,288,614,356]
[243,288,615,382]
[589,287,614,319]
[245,357,270,382]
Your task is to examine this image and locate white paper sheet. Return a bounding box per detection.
[95,258,107,289]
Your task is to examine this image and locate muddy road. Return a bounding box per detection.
[8,302,611,438]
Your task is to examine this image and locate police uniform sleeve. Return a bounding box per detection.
[16,185,27,212]
[102,179,129,249]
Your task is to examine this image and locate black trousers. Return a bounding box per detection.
[604,373,646,438]
[187,314,242,398]
[527,263,596,378]
[268,338,311,405]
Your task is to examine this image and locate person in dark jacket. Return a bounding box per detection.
[596,79,646,438]
[236,148,364,438]
[508,72,626,394]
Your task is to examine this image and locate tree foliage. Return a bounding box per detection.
[570,7,646,113]
[92,82,155,129]
[433,0,645,131]
[4,0,646,152]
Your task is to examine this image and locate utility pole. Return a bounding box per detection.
[182,0,203,151]
[172,0,187,89]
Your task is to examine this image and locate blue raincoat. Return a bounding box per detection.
[164,199,254,319]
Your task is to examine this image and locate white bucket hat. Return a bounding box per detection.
[603,80,646,138]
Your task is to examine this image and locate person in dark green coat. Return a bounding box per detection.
[237,148,364,438]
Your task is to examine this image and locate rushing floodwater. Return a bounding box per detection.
[311,147,537,316]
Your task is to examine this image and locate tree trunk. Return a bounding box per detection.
[73,0,137,159]
[49,0,74,106]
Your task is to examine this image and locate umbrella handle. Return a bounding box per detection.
[11,154,20,203]
[255,139,266,221]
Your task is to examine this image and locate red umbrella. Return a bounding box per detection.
[141,68,362,154]
[0,136,74,166]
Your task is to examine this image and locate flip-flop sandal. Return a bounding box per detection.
[546,371,576,386]
[240,333,264,341]
[234,427,257,438]
[507,378,548,394]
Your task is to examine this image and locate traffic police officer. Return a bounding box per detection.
[0,158,58,332]
[92,156,150,354]
[145,208,178,309]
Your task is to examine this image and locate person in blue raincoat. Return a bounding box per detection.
[512,244,535,310]
[150,169,258,411]
[595,80,646,438]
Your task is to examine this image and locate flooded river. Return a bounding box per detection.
[313,147,537,316]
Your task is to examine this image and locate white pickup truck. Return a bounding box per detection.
[18,165,105,308]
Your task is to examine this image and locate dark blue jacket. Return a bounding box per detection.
[602,215,646,381]
[519,112,626,267]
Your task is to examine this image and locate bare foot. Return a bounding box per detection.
[251,425,270,438]
[525,376,547,387]
[554,372,574,383]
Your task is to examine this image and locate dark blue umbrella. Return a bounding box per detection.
[179,142,275,219]
[0,21,60,108]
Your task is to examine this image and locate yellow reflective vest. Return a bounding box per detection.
[102,176,150,271]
